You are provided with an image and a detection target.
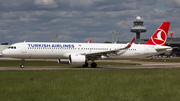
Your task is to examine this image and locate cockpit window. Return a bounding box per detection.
[8,46,16,49]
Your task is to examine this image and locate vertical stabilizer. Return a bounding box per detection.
[143,22,170,46]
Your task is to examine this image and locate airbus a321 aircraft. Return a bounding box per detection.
[2,22,172,68]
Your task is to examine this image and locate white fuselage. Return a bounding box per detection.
[2,42,171,59]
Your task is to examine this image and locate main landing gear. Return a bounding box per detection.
[82,61,97,68]
[83,62,88,67]
[91,62,97,68]
[91,60,97,68]
[20,59,25,68]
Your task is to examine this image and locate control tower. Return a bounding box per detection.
[131,16,146,43]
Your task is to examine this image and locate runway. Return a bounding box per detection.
[0,61,180,70]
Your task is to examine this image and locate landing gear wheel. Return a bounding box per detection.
[91,63,97,68]
[83,63,88,67]
[20,64,24,68]
[20,59,25,68]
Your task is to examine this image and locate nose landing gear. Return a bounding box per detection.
[20,59,25,68]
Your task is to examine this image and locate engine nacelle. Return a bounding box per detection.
[69,55,86,65]
[57,59,70,64]
[101,55,108,59]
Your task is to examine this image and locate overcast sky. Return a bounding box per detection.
[0,0,180,43]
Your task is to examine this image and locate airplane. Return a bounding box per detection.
[2,22,172,68]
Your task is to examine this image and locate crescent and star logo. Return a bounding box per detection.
[151,29,167,45]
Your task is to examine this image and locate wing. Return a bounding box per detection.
[81,37,135,56]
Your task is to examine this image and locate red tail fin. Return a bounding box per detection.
[143,22,170,46]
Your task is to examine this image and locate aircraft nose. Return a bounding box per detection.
[1,50,9,56]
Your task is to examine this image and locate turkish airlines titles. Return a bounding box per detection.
[28,44,75,48]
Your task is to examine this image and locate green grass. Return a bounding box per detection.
[133,58,180,62]
[0,69,180,101]
[0,60,139,67]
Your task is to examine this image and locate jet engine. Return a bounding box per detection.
[57,59,69,64]
[57,55,86,65]
[69,54,86,65]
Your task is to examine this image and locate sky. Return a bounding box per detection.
[0,0,180,44]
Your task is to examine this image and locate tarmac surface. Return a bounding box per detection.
[0,59,180,70]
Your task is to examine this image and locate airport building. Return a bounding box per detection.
[131,16,146,44]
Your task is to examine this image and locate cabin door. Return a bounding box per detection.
[21,43,27,53]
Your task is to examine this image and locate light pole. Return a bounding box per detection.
[111,29,114,44]
[115,31,118,43]
[118,33,121,42]
[56,34,58,42]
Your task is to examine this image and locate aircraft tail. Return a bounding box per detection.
[143,22,170,46]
